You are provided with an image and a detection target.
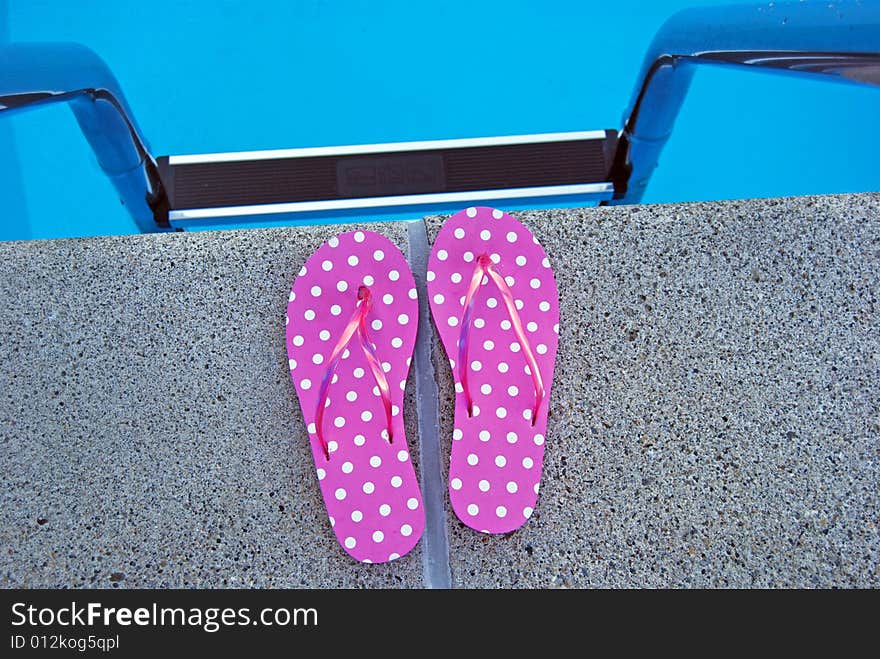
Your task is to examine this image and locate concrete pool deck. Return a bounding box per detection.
[1,193,878,588]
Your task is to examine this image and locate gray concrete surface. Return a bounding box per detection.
[427,194,880,587]
[0,223,423,587]
[1,193,878,588]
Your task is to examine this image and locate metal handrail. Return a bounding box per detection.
[608,1,880,205]
[0,43,169,232]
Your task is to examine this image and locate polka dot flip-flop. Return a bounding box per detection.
[428,207,560,533]
[286,230,424,563]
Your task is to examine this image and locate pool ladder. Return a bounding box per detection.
[1,1,879,233]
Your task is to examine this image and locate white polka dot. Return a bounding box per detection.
[447,316,459,327]
[354,231,365,242]
[380,293,393,306]
[342,349,350,359]
[490,253,501,264]
[353,367,365,378]
[486,297,498,308]
[467,503,479,515]
[507,385,520,397]
[495,455,507,468]
[523,457,534,469]
[330,304,342,316]
[427,270,435,282]
[348,255,359,266]
[353,434,366,447]
[392,404,400,416]
[510,342,521,353]
[480,383,492,395]
[524,365,531,375]
[391,337,403,349]
[391,475,403,488]
[329,516,335,526]
[542,257,550,268]
[289,290,296,301]
[467,453,479,466]
[398,313,409,325]
[480,229,491,241]
[369,455,382,468]
[471,360,482,371]
[452,428,463,440]
[492,208,504,219]
[471,404,480,417]
[371,318,382,331]
[321,259,333,272]
[505,275,515,287]
[361,410,373,422]
[437,249,449,261]
[539,301,551,312]
[498,362,509,373]
[407,497,419,510]
[496,506,508,518]
[523,409,533,420]
[377,504,391,517]
[300,378,312,390]
[317,330,329,341]
[298,266,307,277]
[317,468,326,480]
[530,278,541,289]
[285,314,289,325]
[483,340,495,351]
[310,285,322,297]
[372,249,385,263]
[451,272,462,284]
[536,343,549,355]
[506,481,519,494]
[534,434,545,445]
[400,523,413,537]
[344,536,356,549]
[389,269,400,282]
[345,391,357,402]
[292,334,304,346]
[506,231,518,243]
[335,488,347,500]
[304,309,316,321]
[342,461,354,474]
[351,509,363,522]
[454,382,463,393]
[553,323,560,334]
[363,481,375,494]
[288,358,297,370]
[474,318,485,329]
[312,353,323,365]
[515,299,524,310]
[454,228,465,239]
[372,530,384,543]
[451,477,462,490]
[399,379,406,391]
[479,430,490,442]
[363,275,375,286]
[382,362,392,373]
[408,288,417,300]
[496,407,507,419]
[334,416,345,428]
[515,256,527,267]
[463,251,474,262]
[533,483,540,494]
[523,507,534,518]
[466,207,477,218]
[527,321,538,332]
[506,432,518,445]
[478,479,490,492]
[328,236,339,248]
[397,450,408,462]
[501,319,511,331]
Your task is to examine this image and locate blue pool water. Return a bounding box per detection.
[2,0,879,241]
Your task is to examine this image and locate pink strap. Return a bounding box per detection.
[314,286,393,460]
[458,253,545,425]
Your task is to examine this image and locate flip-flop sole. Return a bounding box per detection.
[427,207,559,533]
[286,230,424,563]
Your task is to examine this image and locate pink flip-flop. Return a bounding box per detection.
[286,230,424,563]
[428,207,559,533]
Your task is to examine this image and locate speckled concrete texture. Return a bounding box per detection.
[0,222,424,588]
[426,194,880,588]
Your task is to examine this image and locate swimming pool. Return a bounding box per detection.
[2,0,879,241]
